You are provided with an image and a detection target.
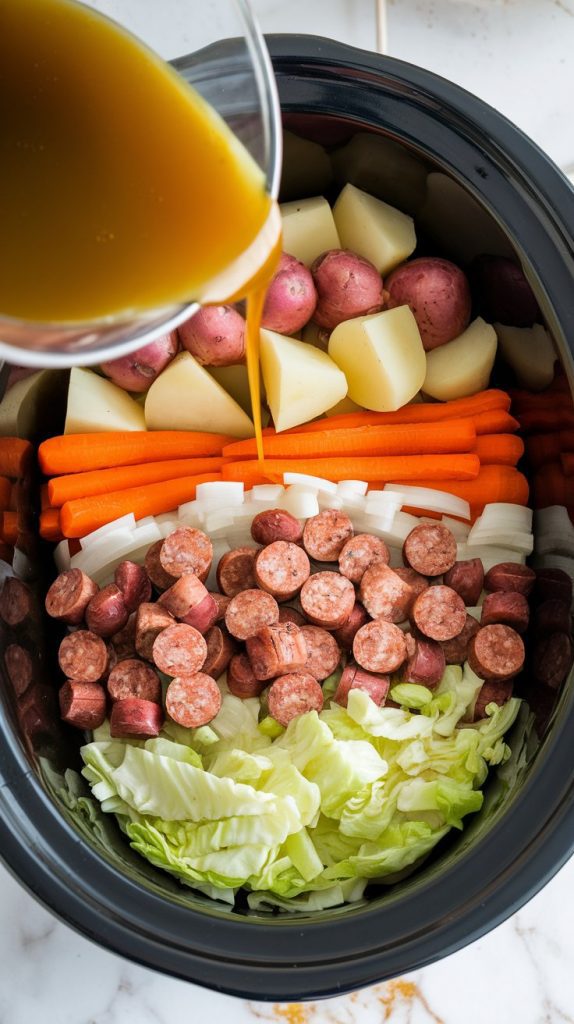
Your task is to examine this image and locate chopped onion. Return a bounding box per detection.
[456,542,526,571]
[467,605,482,621]
[54,539,72,573]
[251,484,285,502]
[195,481,244,507]
[317,491,344,511]
[80,513,136,549]
[383,484,471,520]
[177,499,204,526]
[337,480,368,497]
[466,530,533,555]
[283,473,337,493]
[204,509,237,536]
[442,516,470,540]
[280,487,321,519]
[480,503,533,533]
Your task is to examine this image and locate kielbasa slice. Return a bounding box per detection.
[484,562,535,596]
[254,541,310,601]
[251,509,303,546]
[246,621,308,681]
[59,680,107,730]
[45,569,98,625]
[299,571,355,629]
[403,523,457,577]
[111,612,137,660]
[338,533,389,584]
[300,625,341,680]
[216,547,259,597]
[202,625,236,679]
[135,602,175,661]
[359,563,413,623]
[333,602,370,650]
[278,606,306,627]
[334,663,390,708]
[227,652,266,698]
[165,672,222,728]
[533,632,573,690]
[443,558,484,607]
[224,588,279,640]
[145,539,177,591]
[158,574,209,620]
[152,623,207,677]
[402,636,445,688]
[85,584,129,638]
[160,526,213,581]
[4,643,35,697]
[0,577,35,627]
[58,630,108,682]
[268,672,324,726]
[411,586,467,642]
[392,567,429,612]
[439,613,480,665]
[107,658,162,703]
[110,697,163,739]
[468,624,525,680]
[353,619,407,673]
[114,561,152,613]
[210,592,231,623]
[481,591,530,634]
[303,509,354,562]
[473,679,514,720]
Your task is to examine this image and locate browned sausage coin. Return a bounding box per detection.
[468,624,525,680]
[216,547,259,596]
[152,623,207,677]
[268,672,324,726]
[338,533,389,584]
[411,585,466,641]
[45,569,98,625]
[107,658,162,703]
[58,630,108,682]
[353,619,407,673]
[224,588,279,640]
[160,526,213,581]
[299,571,355,629]
[303,509,354,562]
[254,541,310,601]
[165,673,222,727]
[403,523,457,576]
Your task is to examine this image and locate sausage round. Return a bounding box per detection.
[338,533,390,584]
[359,564,414,623]
[45,569,98,625]
[246,621,308,681]
[533,632,573,689]
[353,619,407,673]
[180,592,220,634]
[111,612,137,660]
[278,606,306,627]
[251,508,303,546]
[534,599,572,637]
[227,652,266,698]
[303,509,354,562]
[473,679,514,720]
[254,541,310,601]
[484,561,536,596]
[334,663,390,708]
[468,624,525,680]
[158,574,209,620]
[216,547,259,596]
[58,630,108,682]
[268,672,324,726]
[165,672,222,727]
[160,526,213,581]
[209,592,231,622]
[107,658,162,703]
[300,625,341,680]
[402,637,445,688]
[145,539,177,591]
[439,613,480,665]
[85,584,129,638]
[4,643,34,697]
[443,558,484,607]
[110,697,163,739]
[299,572,355,629]
[152,623,207,677]
[411,586,467,641]
[224,588,279,640]
[333,601,371,650]
[481,591,530,634]
[202,625,236,679]
[534,567,573,607]
[392,567,429,612]
[403,523,457,577]
[114,560,152,613]
[135,602,175,661]
[0,577,34,627]
[59,680,106,730]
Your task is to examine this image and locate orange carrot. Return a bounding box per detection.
[40,508,63,542]
[0,476,11,509]
[223,418,477,460]
[60,472,222,539]
[48,456,228,507]
[472,434,524,467]
[38,431,232,475]
[380,466,529,517]
[260,407,517,441]
[472,410,519,435]
[0,437,33,478]
[2,511,19,545]
[223,455,480,488]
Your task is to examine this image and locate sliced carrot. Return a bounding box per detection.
[0,476,11,509]
[0,437,33,478]
[380,466,529,517]
[48,456,228,507]
[38,431,232,475]
[472,434,524,467]
[40,508,63,542]
[60,472,222,539]
[223,418,477,460]
[2,511,19,545]
[223,454,480,488]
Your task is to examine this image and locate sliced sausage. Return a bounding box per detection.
[359,563,414,623]
[334,663,390,708]
[180,592,219,634]
[411,586,467,642]
[392,567,429,612]
[278,606,306,627]
[209,592,231,622]
[227,652,266,698]
[268,672,324,726]
[533,599,572,637]
[158,573,209,620]
[254,541,310,601]
[534,567,573,607]
[403,523,457,577]
[85,584,129,638]
[114,561,152,613]
[246,621,308,681]
[300,625,341,680]
[165,672,222,727]
[18,683,58,747]
[473,679,514,720]
[145,539,176,591]
[160,526,213,581]
[443,558,484,607]
[4,643,35,697]
[135,602,175,661]
[45,569,98,625]
[224,588,279,640]
[152,623,207,677]
[533,632,573,689]
[111,612,137,660]
[299,571,355,629]
[333,601,370,650]
[303,509,354,562]
[481,591,530,634]
[439,613,480,665]
[58,630,108,682]
[353,619,407,673]
[251,508,303,546]
[484,562,536,596]
[0,576,34,627]
[107,658,162,703]
[202,625,236,679]
[59,680,107,730]
[216,547,259,597]
[468,624,525,680]
[338,533,390,584]
[402,636,445,688]
[110,697,163,739]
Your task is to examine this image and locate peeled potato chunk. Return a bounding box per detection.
[495,322,556,391]
[333,183,416,275]
[145,351,254,437]
[65,368,145,434]
[260,328,347,432]
[280,196,341,267]
[423,317,497,401]
[328,306,426,411]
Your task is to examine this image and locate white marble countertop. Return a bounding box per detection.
[2,1,574,1020]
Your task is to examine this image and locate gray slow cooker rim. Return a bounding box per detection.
[1,34,574,1001]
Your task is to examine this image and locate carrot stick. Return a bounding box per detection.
[38,431,232,475]
[2,511,19,545]
[223,418,477,460]
[0,438,33,478]
[376,466,529,516]
[48,456,228,507]
[60,472,222,539]
[472,434,524,467]
[472,410,519,435]
[40,483,51,512]
[39,508,63,542]
[223,454,480,488]
[0,477,11,509]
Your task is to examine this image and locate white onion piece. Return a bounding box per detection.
[204,509,236,536]
[135,516,156,529]
[80,513,136,549]
[456,542,526,571]
[157,519,179,539]
[467,530,533,555]
[365,491,405,512]
[317,491,344,511]
[54,539,72,573]
[283,473,337,493]
[195,481,244,507]
[480,502,533,533]
[232,502,267,523]
[383,484,471,520]
[251,484,285,502]
[10,549,34,582]
[442,516,470,540]
[467,606,482,622]
[338,493,369,514]
[222,526,255,549]
[281,488,321,519]
[177,499,205,526]
[358,511,406,544]
[70,530,138,579]
[337,480,368,497]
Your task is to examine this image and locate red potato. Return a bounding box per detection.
[178,304,245,366]
[261,252,317,334]
[100,332,178,392]
[311,249,385,330]
[385,257,471,351]
[470,255,540,327]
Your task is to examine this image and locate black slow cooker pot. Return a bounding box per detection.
[1,36,574,1002]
